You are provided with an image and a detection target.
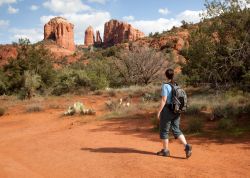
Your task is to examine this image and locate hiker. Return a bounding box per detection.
[157,68,192,158]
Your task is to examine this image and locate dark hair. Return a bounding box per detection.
[165,68,174,80]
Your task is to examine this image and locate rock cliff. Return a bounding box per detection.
[44,17,75,51]
[104,20,144,46]
[84,26,95,46]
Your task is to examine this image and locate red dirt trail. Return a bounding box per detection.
[0,96,249,178]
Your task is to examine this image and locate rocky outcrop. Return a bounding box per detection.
[95,30,102,45]
[0,45,17,66]
[84,26,95,46]
[44,17,75,51]
[104,19,144,46]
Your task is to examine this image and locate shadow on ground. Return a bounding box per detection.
[89,113,250,147]
[81,147,186,159]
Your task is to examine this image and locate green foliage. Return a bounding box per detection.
[186,117,203,133]
[23,71,42,99]
[181,0,250,89]
[186,105,201,115]
[218,118,234,130]
[0,107,5,116]
[3,42,55,96]
[52,69,90,96]
[0,69,8,94]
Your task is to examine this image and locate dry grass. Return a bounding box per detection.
[25,104,44,113]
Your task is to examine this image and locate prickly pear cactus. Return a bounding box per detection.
[64,102,95,116]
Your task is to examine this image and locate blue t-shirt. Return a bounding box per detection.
[161,83,172,104]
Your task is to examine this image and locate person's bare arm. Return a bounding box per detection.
[157,96,167,120]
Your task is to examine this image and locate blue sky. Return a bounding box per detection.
[0,0,207,44]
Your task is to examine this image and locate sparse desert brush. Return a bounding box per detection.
[151,116,159,131]
[105,100,120,111]
[142,92,161,102]
[0,107,5,116]
[185,105,201,115]
[93,90,103,95]
[26,105,44,113]
[186,117,203,133]
[107,90,116,97]
[217,119,234,131]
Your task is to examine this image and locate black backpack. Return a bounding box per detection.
[166,82,187,114]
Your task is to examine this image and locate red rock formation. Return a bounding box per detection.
[0,45,18,66]
[104,19,144,46]
[44,17,75,51]
[95,30,102,45]
[84,26,95,46]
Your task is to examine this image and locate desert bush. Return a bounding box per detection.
[26,105,43,113]
[52,69,90,95]
[115,46,169,85]
[23,71,42,99]
[181,0,250,89]
[142,93,161,102]
[87,71,109,90]
[186,105,201,115]
[3,41,55,95]
[151,116,159,131]
[105,100,120,112]
[107,90,116,97]
[218,118,234,131]
[186,117,203,133]
[0,107,5,116]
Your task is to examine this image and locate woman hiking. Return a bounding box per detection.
[157,68,192,158]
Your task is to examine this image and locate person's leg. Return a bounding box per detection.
[162,139,169,150]
[171,115,192,158]
[178,134,187,146]
[158,108,171,156]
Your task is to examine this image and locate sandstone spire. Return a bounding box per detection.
[95,30,102,45]
[44,17,75,51]
[84,26,95,46]
[104,19,144,46]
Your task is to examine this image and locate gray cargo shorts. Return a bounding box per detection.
[159,106,183,139]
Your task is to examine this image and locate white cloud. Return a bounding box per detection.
[7,5,19,14]
[0,0,16,6]
[10,28,43,43]
[30,5,39,11]
[131,18,181,35]
[130,10,203,35]
[88,0,108,4]
[158,8,170,15]
[122,15,134,21]
[43,0,91,14]
[41,11,111,44]
[0,19,9,28]
[176,10,202,23]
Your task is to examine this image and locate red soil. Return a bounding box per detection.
[0,95,249,178]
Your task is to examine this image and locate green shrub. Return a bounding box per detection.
[3,42,55,95]
[88,72,109,90]
[186,117,203,133]
[0,108,5,116]
[218,119,234,131]
[186,105,200,115]
[52,69,90,95]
